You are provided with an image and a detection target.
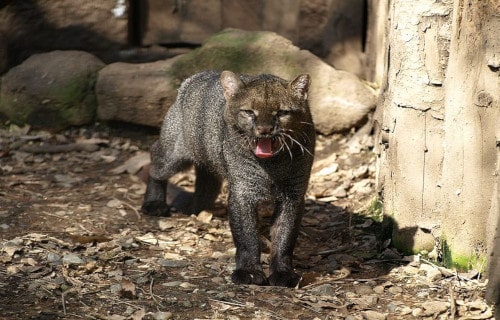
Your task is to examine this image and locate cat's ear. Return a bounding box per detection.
[220,71,243,101]
[289,74,310,101]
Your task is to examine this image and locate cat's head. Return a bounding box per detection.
[220,71,313,159]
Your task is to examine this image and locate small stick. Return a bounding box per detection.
[20,143,99,153]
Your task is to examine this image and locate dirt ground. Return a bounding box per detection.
[0,123,495,319]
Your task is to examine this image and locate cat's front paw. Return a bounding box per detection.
[268,271,300,287]
[141,201,170,217]
[231,269,268,286]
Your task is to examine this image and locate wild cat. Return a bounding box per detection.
[141,70,315,287]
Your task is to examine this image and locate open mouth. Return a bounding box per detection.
[254,137,276,159]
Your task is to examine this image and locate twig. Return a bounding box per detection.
[116,198,142,220]
[20,143,99,153]
[301,267,351,289]
[209,298,246,307]
[61,287,78,316]
[149,277,164,307]
[449,283,456,320]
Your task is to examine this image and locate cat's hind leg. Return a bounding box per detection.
[141,140,189,216]
[141,177,169,216]
[185,166,222,215]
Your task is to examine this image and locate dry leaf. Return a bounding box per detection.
[197,210,213,223]
[110,152,150,175]
[119,278,137,299]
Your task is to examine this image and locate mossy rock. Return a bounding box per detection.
[167,29,376,134]
[0,50,104,131]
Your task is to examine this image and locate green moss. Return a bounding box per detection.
[46,74,97,126]
[441,239,487,272]
[169,46,265,87]
[205,28,263,47]
[0,95,31,125]
[362,196,384,223]
[0,74,97,130]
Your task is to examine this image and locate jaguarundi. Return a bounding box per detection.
[141,70,315,287]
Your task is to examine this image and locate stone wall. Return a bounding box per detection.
[0,0,367,77]
[142,0,366,76]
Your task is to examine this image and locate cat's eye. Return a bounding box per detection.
[276,110,292,117]
[240,110,255,118]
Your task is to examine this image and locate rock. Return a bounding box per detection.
[373,285,385,294]
[419,263,442,281]
[97,29,376,134]
[1,1,128,69]
[354,285,374,295]
[62,253,85,265]
[197,211,213,224]
[157,259,188,268]
[171,29,376,135]
[153,311,173,320]
[421,301,449,316]
[361,310,386,320]
[96,58,180,127]
[0,51,104,130]
[412,308,423,317]
[47,253,62,264]
[387,286,403,294]
[312,284,336,295]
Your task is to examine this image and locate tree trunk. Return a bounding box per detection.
[375,0,499,273]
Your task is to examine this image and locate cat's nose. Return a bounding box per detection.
[256,125,274,135]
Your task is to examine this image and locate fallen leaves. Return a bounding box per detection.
[0,126,495,319]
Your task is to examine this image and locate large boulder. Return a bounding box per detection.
[96,58,180,128]
[0,51,104,130]
[97,29,376,134]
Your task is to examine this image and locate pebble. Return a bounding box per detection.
[197,210,213,223]
[412,308,423,317]
[110,283,121,294]
[158,259,188,268]
[421,301,449,315]
[312,284,336,295]
[399,307,412,316]
[386,302,398,313]
[362,310,386,320]
[106,199,122,208]
[373,285,385,294]
[203,233,218,241]
[210,277,225,285]
[179,282,197,289]
[354,285,374,295]
[387,286,403,294]
[62,253,85,265]
[419,263,442,281]
[153,311,173,320]
[47,252,62,264]
[158,220,177,230]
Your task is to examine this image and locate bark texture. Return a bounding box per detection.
[375,0,499,273]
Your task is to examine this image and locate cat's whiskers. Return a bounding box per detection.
[284,128,312,144]
[300,121,314,127]
[278,134,294,161]
[282,132,313,157]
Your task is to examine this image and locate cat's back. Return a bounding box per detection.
[175,71,224,113]
[163,71,227,169]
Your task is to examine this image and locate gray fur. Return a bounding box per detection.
[142,70,315,287]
